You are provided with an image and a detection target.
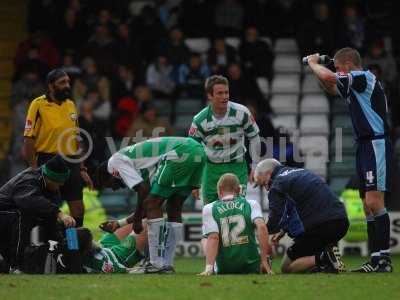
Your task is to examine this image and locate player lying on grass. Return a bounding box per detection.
[200,173,273,275]
[254,159,349,273]
[80,224,147,273]
[94,137,205,273]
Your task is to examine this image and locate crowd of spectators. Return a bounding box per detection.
[8,0,400,174]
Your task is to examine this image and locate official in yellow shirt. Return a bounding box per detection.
[23,69,93,226]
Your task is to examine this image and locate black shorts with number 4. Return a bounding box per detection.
[356,138,392,199]
[286,218,349,261]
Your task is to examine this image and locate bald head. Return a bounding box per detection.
[217,173,241,199]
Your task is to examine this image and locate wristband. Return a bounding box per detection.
[205,264,214,273]
[117,218,128,228]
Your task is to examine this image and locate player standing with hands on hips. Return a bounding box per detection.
[305,48,393,272]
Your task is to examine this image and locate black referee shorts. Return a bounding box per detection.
[37,153,84,202]
[286,218,349,261]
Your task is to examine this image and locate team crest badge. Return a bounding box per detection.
[70,113,78,121]
[25,119,32,130]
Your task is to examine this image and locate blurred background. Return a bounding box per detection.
[0,0,399,227]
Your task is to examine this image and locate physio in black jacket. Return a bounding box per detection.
[254,159,349,274]
[0,155,76,273]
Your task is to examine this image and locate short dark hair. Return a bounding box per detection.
[204,75,229,95]
[76,227,93,254]
[93,160,111,189]
[334,47,362,67]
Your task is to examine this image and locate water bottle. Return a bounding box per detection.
[66,228,79,250]
[302,55,333,66]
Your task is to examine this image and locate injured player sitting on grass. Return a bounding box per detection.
[200,173,273,275]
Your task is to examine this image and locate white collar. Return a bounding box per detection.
[220,194,235,201]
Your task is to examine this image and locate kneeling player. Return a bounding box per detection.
[200,173,273,275]
[94,137,205,273]
[255,159,349,273]
[82,225,147,273]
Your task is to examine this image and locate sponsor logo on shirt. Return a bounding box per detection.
[102,261,114,273]
[25,119,32,130]
[70,113,78,121]
[188,126,197,136]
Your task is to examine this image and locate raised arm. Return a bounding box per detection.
[307,54,337,95]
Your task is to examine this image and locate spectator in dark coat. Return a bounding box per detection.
[162,27,191,66]
[115,23,143,72]
[227,63,272,114]
[336,4,366,54]
[81,24,118,76]
[111,65,142,109]
[14,31,60,72]
[54,8,88,53]
[130,5,166,65]
[363,40,398,87]
[239,26,274,80]
[177,53,211,99]
[208,37,237,75]
[296,1,335,58]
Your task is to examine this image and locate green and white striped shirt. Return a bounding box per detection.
[189,101,260,163]
[108,137,186,189]
[84,247,127,273]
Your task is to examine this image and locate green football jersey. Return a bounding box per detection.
[189,101,259,163]
[108,137,203,189]
[84,233,142,273]
[84,247,128,273]
[202,196,264,274]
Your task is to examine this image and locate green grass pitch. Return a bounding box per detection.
[1,256,399,300]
